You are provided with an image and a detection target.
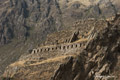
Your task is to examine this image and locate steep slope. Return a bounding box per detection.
[0,0,63,75]
[0,0,120,46]
[52,15,120,80]
[0,0,62,46]
[1,15,120,80]
[0,0,120,77]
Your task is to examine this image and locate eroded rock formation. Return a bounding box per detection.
[0,0,120,79]
[52,15,120,80]
[1,15,120,80]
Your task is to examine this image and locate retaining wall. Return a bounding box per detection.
[31,41,86,54]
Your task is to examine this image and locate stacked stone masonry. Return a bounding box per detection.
[32,41,86,54]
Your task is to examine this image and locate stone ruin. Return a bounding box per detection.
[30,14,120,55]
[31,41,87,54]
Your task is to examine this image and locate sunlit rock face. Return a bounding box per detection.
[0,0,120,46]
[1,14,120,80]
[0,0,120,78]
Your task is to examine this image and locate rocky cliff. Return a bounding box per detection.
[1,14,120,80]
[52,17,120,80]
[0,0,120,79]
[0,0,120,46]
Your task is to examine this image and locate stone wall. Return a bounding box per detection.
[31,41,86,54]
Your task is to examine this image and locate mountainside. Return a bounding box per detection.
[0,0,120,79]
[0,0,120,46]
[1,14,120,80]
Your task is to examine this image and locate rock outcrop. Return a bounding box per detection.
[51,15,120,80]
[0,0,120,79]
[1,15,120,80]
[0,0,120,46]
